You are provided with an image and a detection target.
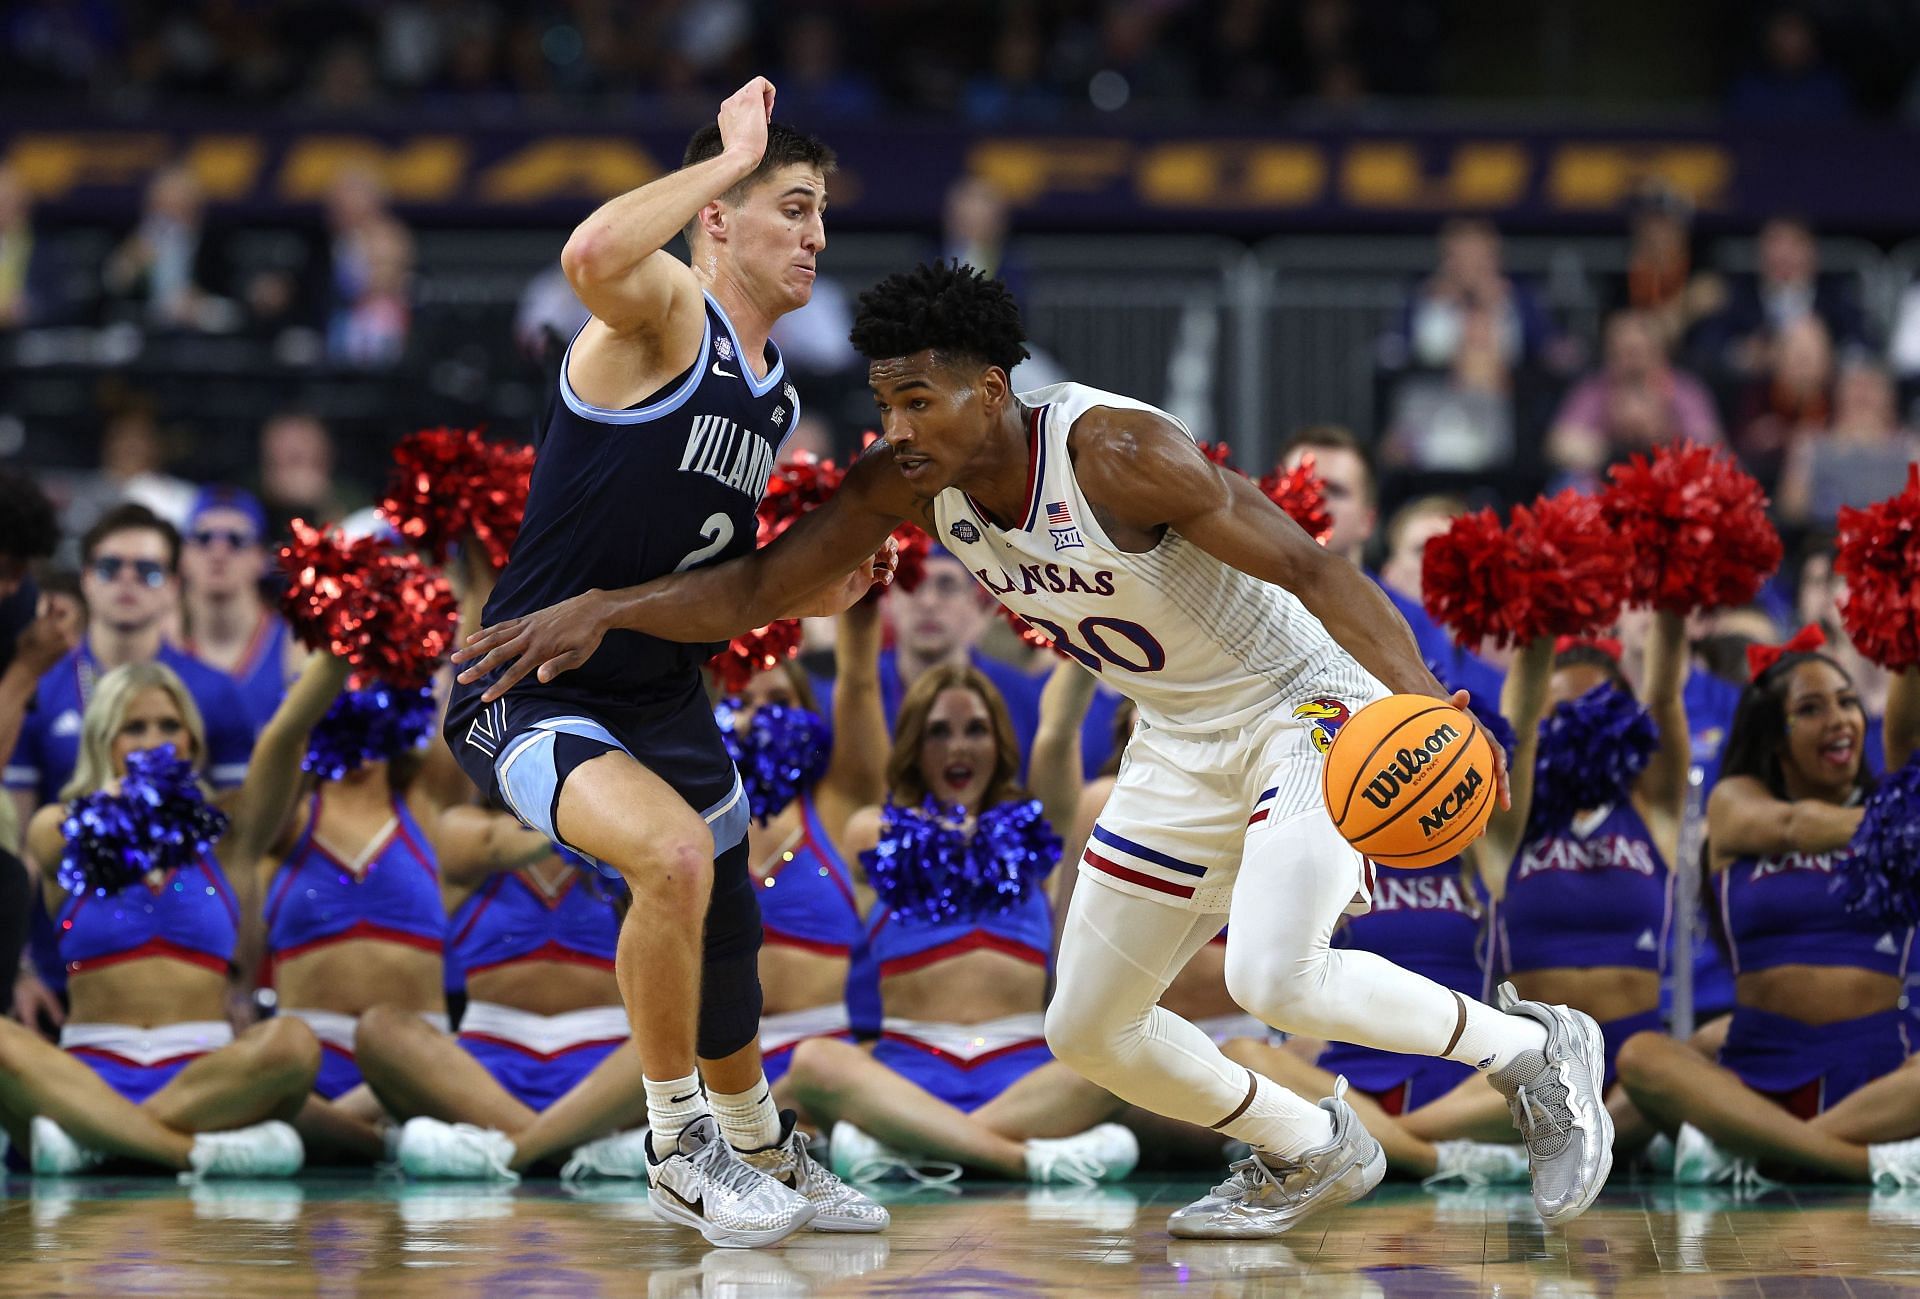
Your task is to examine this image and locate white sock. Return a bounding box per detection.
[1216,1069,1339,1160]
[709,1076,783,1151]
[644,1073,709,1161]
[1445,993,1548,1074]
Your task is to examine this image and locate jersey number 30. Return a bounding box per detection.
[1020,614,1165,674]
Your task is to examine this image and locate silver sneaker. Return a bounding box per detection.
[1166,1079,1385,1239]
[739,1112,890,1233]
[644,1114,816,1248]
[1487,982,1614,1226]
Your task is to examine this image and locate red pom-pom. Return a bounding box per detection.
[1836,463,1920,671]
[1421,492,1626,648]
[707,621,805,693]
[1198,442,1237,469]
[1601,442,1783,613]
[380,427,534,569]
[1257,454,1333,545]
[278,521,458,689]
[888,524,932,594]
[759,452,846,546]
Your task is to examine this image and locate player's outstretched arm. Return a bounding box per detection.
[452,448,916,702]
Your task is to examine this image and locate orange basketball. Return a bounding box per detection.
[1320,694,1496,869]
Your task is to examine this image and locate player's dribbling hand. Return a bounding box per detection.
[718,77,776,167]
[453,589,612,703]
[1450,688,1511,811]
[789,536,899,619]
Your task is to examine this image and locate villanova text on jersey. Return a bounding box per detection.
[477,295,797,706]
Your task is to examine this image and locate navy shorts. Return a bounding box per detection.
[445,674,748,870]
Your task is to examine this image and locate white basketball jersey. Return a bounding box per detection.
[930,383,1382,734]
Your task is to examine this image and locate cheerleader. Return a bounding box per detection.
[781,663,1137,1185]
[1615,644,1920,1185]
[2,652,349,1176]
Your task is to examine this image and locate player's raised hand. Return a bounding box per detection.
[452,590,613,703]
[717,77,776,166]
[1451,688,1512,811]
[788,536,898,619]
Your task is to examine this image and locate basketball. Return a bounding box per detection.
[1321,694,1497,869]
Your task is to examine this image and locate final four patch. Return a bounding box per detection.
[950,520,980,544]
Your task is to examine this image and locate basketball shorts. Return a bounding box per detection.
[1078,682,1389,914]
[456,1002,629,1110]
[759,1004,855,1084]
[445,675,748,872]
[873,1013,1051,1113]
[62,1021,233,1103]
[283,1008,448,1100]
[1720,1005,1912,1117]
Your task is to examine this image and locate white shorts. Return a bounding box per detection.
[1077,683,1387,913]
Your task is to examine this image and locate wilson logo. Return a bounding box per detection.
[1418,767,1485,837]
[1360,723,1460,810]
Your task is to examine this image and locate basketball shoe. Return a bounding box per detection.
[645,1114,816,1248]
[738,1112,890,1232]
[395,1118,519,1181]
[1166,1079,1385,1238]
[184,1121,306,1179]
[1486,982,1614,1225]
[1024,1124,1140,1185]
[1426,1140,1532,1186]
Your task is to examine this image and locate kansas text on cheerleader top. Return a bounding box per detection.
[265,791,444,966]
[58,856,238,976]
[1499,801,1671,973]
[1337,858,1490,998]
[1718,848,1914,977]
[449,860,622,979]
[759,794,867,956]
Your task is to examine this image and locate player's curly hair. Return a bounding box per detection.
[0,468,58,563]
[850,261,1031,375]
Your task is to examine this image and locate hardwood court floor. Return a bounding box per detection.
[5,1176,1920,1297]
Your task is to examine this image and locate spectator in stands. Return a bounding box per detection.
[177,486,300,732]
[0,164,65,329]
[1696,216,1869,374]
[1382,300,1514,472]
[1883,272,1920,381]
[8,506,254,813]
[257,411,363,538]
[1374,494,1505,710]
[1732,314,1835,490]
[1611,184,1725,356]
[1548,310,1722,479]
[776,12,879,119]
[1395,219,1555,372]
[963,14,1064,122]
[942,176,1027,308]
[1777,362,1920,526]
[1277,425,1377,571]
[102,164,238,333]
[1727,8,1854,124]
[327,218,413,366]
[1377,494,1467,610]
[50,402,198,543]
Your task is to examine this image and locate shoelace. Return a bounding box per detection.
[1038,1149,1103,1189]
[1511,1084,1571,1159]
[693,1134,790,1200]
[846,1150,963,1186]
[559,1145,613,1182]
[453,1124,520,1183]
[1210,1153,1288,1201]
[789,1136,859,1200]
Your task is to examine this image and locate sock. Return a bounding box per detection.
[644,1073,709,1161]
[709,1076,783,1151]
[1444,993,1548,1074]
[1214,1069,1338,1161]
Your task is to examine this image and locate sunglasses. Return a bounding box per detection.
[90,557,169,587]
[188,527,258,549]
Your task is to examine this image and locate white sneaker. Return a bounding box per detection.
[1024,1123,1139,1186]
[396,1117,519,1182]
[1870,1135,1920,1188]
[1426,1140,1532,1187]
[1673,1123,1774,1190]
[1642,1132,1676,1175]
[559,1127,651,1181]
[739,1112,890,1232]
[29,1117,106,1176]
[645,1114,816,1249]
[827,1121,962,1186]
[185,1121,305,1180]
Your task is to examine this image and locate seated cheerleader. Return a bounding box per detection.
[1616,638,1920,1186]
[782,663,1138,1185]
[253,681,457,1163]
[2,654,350,1176]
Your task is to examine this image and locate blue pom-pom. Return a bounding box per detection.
[716,700,832,824]
[860,797,1062,926]
[303,683,437,780]
[1525,683,1658,840]
[1840,759,1920,923]
[59,745,230,896]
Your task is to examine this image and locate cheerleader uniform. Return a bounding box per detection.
[1717,847,1915,1116]
[755,793,873,1082]
[448,864,628,1110]
[264,792,447,1098]
[1318,859,1491,1113]
[1498,801,1673,1087]
[56,855,240,1101]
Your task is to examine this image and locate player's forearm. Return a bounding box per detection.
[561,150,760,286]
[602,560,782,643]
[1294,555,1445,699]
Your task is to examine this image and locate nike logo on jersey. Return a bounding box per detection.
[680,413,774,498]
[712,362,737,379]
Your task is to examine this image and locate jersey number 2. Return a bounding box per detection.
[1020,614,1165,674]
[675,513,734,573]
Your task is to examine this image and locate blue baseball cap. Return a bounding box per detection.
[186,485,268,541]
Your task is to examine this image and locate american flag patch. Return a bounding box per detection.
[1046,501,1072,526]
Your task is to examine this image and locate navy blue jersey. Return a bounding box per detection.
[479,292,798,705]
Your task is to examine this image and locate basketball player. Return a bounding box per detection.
[440,77,887,1247]
[455,262,1614,1234]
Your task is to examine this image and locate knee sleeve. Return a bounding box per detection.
[696,839,764,1060]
